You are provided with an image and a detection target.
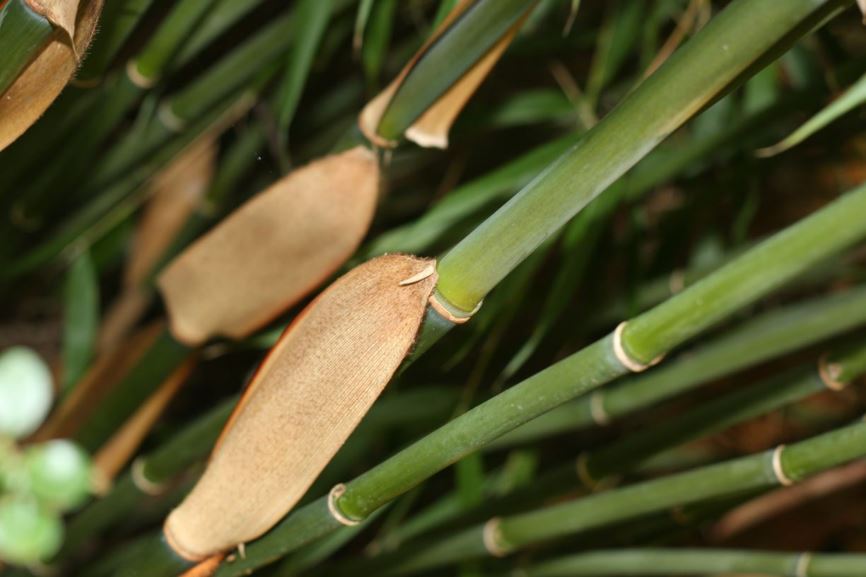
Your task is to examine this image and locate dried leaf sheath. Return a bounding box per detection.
[0,0,103,150]
[359,0,527,149]
[404,15,527,149]
[157,146,380,346]
[163,254,437,560]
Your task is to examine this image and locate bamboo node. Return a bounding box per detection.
[126,60,157,89]
[589,391,610,426]
[613,322,664,373]
[818,354,847,391]
[794,552,812,577]
[576,453,619,492]
[132,458,166,496]
[159,102,186,132]
[482,518,511,557]
[771,445,795,487]
[328,484,361,526]
[429,292,482,325]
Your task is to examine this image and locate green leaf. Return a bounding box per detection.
[361,0,397,87]
[353,0,376,52]
[62,249,99,392]
[757,71,866,156]
[0,348,53,440]
[275,0,333,133]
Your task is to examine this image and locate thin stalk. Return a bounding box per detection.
[166,9,298,122]
[75,0,157,84]
[435,0,852,313]
[133,0,221,82]
[523,549,866,577]
[395,417,866,572]
[73,329,191,452]
[172,0,268,69]
[358,339,866,551]
[495,284,866,447]
[204,180,866,577]
[0,0,53,97]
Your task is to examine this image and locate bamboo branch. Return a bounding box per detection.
[521,548,866,577]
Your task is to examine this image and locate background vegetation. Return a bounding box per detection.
[2,0,866,575]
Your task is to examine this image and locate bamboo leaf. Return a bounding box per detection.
[158,146,380,346]
[757,71,866,157]
[275,0,333,134]
[353,0,376,52]
[62,249,99,391]
[164,254,437,560]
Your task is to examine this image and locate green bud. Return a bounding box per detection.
[0,347,54,439]
[0,496,62,565]
[26,440,92,512]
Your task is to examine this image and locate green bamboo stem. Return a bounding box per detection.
[165,9,298,123]
[75,0,157,84]
[394,418,866,573]
[172,0,268,69]
[374,0,538,141]
[494,283,866,447]
[522,549,866,577]
[202,180,866,577]
[357,339,866,552]
[435,0,852,314]
[132,0,221,82]
[582,339,866,481]
[0,0,53,97]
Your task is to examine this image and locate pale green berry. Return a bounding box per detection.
[0,496,62,565]
[0,347,54,439]
[26,440,92,511]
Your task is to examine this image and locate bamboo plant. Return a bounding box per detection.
[1,0,866,576]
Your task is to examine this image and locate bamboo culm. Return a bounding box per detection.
[494,284,866,448]
[393,416,866,573]
[204,178,866,577]
[435,0,853,314]
[351,338,866,552]
[522,549,866,577]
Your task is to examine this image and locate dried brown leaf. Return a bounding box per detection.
[163,254,437,559]
[0,0,103,150]
[91,355,197,492]
[30,322,164,442]
[98,138,217,352]
[157,146,380,346]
